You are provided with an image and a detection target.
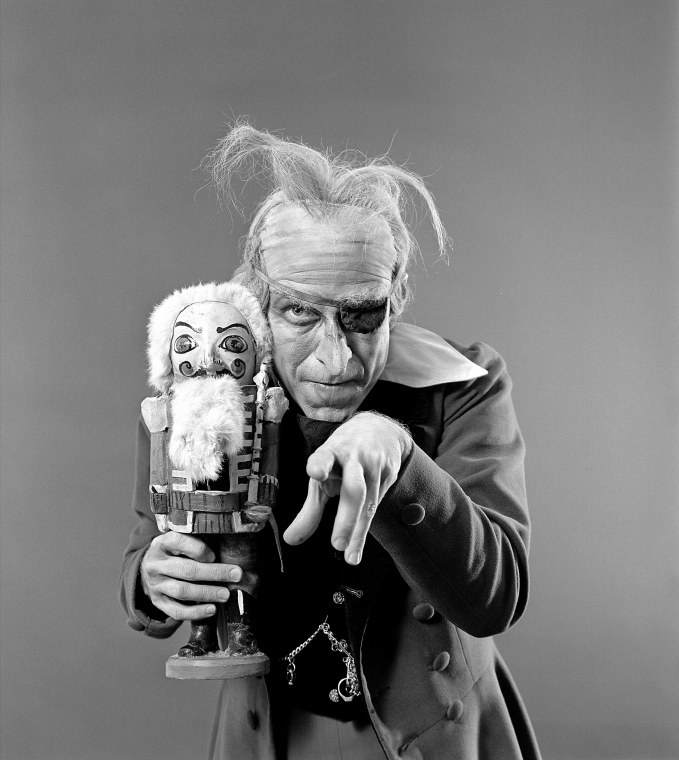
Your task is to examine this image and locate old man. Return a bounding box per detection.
[121,123,541,760]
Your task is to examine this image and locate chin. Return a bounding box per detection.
[295,383,366,422]
[302,405,357,423]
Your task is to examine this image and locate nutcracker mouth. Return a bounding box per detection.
[191,368,232,378]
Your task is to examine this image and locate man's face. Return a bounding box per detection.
[267,284,391,422]
[170,301,256,386]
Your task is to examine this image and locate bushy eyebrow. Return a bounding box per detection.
[272,293,318,312]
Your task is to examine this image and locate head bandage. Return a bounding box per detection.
[256,201,398,306]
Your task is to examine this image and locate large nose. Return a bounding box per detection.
[199,344,221,373]
[313,319,352,377]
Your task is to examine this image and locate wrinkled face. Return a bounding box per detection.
[170,301,256,386]
[267,283,391,422]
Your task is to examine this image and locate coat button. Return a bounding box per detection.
[400,502,425,526]
[412,602,436,621]
[432,651,451,671]
[446,700,464,722]
[247,710,259,730]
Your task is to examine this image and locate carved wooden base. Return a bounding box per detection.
[165,651,270,680]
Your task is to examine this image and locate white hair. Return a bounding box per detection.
[202,121,451,320]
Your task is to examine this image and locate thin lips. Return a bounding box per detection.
[305,378,360,386]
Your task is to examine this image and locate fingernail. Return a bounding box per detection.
[206,605,216,616]
[229,568,242,581]
[348,551,361,566]
[217,589,230,601]
[333,538,348,551]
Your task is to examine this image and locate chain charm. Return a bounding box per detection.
[286,658,296,685]
[283,617,362,701]
[336,652,361,701]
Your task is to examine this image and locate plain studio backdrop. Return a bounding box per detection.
[1,2,677,759]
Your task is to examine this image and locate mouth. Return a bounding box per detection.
[294,377,368,419]
[191,368,233,378]
[301,379,366,401]
[306,378,360,387]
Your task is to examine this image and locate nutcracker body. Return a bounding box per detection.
[142,282,286,680]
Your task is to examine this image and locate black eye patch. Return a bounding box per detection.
[339,299,388,333]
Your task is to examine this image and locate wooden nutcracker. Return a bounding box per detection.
[142,281,287,679]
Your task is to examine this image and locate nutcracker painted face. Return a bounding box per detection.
[170,301,257,386]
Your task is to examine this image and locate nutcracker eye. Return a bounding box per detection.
[174,334,196,354]
[219,335,247,353]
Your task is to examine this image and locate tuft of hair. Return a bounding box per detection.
[147,280,272,393]
[202,120,451,320]
[168,375,246,482]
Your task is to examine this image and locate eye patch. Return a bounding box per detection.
[255,268,390,334]
[339,299,388,333]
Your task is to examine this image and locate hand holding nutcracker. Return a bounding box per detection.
[141,281,287,679]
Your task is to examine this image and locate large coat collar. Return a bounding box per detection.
[381,322,487,387]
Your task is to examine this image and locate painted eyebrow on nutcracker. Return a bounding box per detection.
[175,321,200,332]
[216,323,251,333]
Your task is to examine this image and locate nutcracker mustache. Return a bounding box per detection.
[177,358,247,380]
[169,374,247,482]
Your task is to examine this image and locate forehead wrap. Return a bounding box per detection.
[256,202,397,306]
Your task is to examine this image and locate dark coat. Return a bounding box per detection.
[121,340,541,760]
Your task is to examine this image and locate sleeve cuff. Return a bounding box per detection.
[125,548,181,639]
[373,443,449,529]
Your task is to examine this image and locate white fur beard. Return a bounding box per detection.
[169,375,246,483]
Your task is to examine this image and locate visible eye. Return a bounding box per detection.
[283,303,320,326]
[219,335,248,353]
[174,334,196,354]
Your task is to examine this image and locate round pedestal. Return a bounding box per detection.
[166,651,269,680]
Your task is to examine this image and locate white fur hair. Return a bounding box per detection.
[168,375,246,482]
[147,280,272,393]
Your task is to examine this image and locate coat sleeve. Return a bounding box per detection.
[118,415,182,638]
[369,342,529,638]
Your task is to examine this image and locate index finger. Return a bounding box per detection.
[306,447,338,482]
[283,478,330,546]
[163,556,243,584]
[158,531,216,563]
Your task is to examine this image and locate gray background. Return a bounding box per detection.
[1,2,677,759]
